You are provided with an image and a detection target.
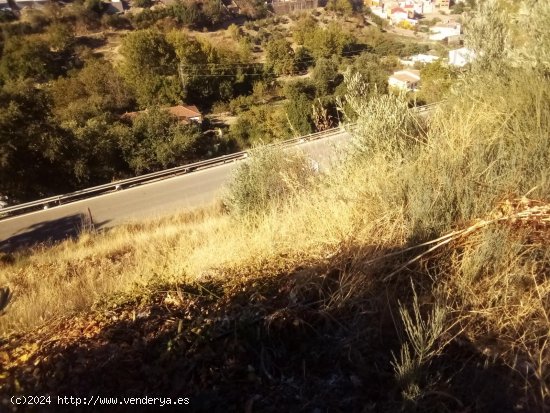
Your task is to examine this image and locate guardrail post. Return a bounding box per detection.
[87,207,94,229]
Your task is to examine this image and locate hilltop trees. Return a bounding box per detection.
[346,53,388,96]
[308,23,355,60]
[326,0,354,15]
[127,0,231,30]
[49,59,134,185]
[45,22,75,52]
[0,4,447,203]
[119,29,182,108]
[229,105,291,146]
[50,59,133,124]
[284,80,315,135]
[172,32,236,104]
[292,17,356,62]
[119,29,265,108]
[202,0,227,26]
[293,15,317,46]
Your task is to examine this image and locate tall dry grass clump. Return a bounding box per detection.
[333,1,550,406]
[401,68,550,239]
[223,145,318,218]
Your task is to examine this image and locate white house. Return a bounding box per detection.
[448,47,475,67]
[390,7,408,24]
[414,0,433,14]
[411,54,439,64]
[395,0,431,15]
[429,22,461,41]
[401,53,440,66]
[389,70,421,91]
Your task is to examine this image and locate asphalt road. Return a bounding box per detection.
[0,131,350,252]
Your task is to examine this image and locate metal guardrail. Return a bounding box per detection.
[0,103,438,219]
[414,102,439,112]
[0,125,347,218]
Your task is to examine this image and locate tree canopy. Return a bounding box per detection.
[119,29,182,107]
[265,37,296,76]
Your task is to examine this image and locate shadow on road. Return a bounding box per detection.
[0,213,110,253]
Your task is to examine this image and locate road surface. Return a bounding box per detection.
[0,132,350,252]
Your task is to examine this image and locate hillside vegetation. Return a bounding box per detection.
[0,0,437,203]
[1,1,549,411]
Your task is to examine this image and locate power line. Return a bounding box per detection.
[177,47,370,71]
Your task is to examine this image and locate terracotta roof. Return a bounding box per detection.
[391,7,406,13]
[121,111,139,120]
[166,105,201,119]
[121,105,202,122]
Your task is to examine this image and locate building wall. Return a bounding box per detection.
[449,48,475,67]
[271,0,318,14]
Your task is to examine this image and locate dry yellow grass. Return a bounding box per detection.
[0,144,413,335]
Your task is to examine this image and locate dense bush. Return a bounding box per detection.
[229,104,290,147]
[265,37,296,75]
[344,56,550,242]
[224,145,317,217]
[0,36,57,83]
[292,18,357,61]
[120,107,202,174]
[129,0,228,30]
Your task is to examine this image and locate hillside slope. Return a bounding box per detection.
[1,2,550,411]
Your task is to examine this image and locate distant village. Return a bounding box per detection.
[365,0,475,92]
[0,0,476,94]
[387,46,474,91]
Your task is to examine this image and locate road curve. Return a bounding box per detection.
[0,131,350,252]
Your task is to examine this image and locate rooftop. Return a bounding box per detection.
[166,105,201,119]
[391,70,421,83]
[391,7,407,13]
[122,105,202,122]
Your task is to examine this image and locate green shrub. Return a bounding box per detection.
[224,145,317,217]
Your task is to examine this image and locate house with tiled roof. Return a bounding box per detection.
[122,105,203,125]
[388,69,421,91]
[166,105,202,123]
[390,6,408,23]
